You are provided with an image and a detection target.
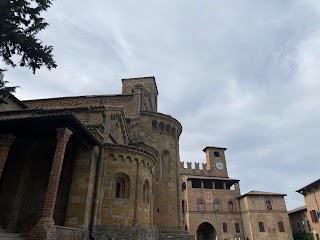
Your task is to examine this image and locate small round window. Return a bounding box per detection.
[214,151,220,157]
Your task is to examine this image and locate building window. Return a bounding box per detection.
[143,179,150,203]
[278,222,285,232]
[197,199,205,211]
[316,234,319,240]
[235,223,240,233]
[223,223,228,233]
[182,182,186,191]
[265,198,272,210]
[259,222,265,232]
[182,200,186,214]
[228,200,234,212]
[214,151,220,157]
[115,180,124,198]
[307,220,312,231]
[310,210,319,223]
[213,199,220,212]
[114,173,130,199]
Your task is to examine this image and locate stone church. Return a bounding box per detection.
[0,77,292,240]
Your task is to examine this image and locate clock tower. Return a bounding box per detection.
[203,146,229,178]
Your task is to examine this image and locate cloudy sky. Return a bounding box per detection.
[4,0,320,210]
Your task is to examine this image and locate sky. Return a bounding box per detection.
[3,0,320,210]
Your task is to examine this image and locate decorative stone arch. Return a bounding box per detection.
[113,173,130,199]
[197,198,205,212]
[125,156,132,162]
[116,155,124,162]
[213,199,221,212]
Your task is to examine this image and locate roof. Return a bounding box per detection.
[288,205,307,215]
[238,190,286,199]
[0,112,102,147]
[203,146,227,152]
[9,94,28,109]
[296,179,320,195]
[21,93,132,102]
[0,94,28,108]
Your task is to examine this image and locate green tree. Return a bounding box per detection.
[0,69,19,99]
[0,0,57,95]
[293,232,314,240]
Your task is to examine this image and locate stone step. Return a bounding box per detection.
[0,232,26,240]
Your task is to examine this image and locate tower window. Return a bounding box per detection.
[213,199,220,212]
[265,198,273,210]
[228,201,234,212]
[213,151,220,157]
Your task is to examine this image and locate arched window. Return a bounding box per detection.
[197,198,205,211]
[115,178,125,198]
[114,173,130,199]
[228,200,234,212]
[143,179,150,203]
[213,199,220,211]
[265,198,272,210]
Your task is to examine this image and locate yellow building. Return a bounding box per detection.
[297,179,320,240]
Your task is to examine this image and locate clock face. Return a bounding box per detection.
[216,161,224,170]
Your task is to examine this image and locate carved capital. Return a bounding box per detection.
[56,127,73,141]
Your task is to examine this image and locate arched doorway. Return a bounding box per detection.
[196,222,216,240]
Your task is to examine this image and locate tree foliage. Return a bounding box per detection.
[0,0,57,74]
[0,69,19,97]
[293,232,314,240]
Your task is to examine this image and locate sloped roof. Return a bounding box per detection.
[288,205,307,215]
[238,190,286,199]
[296,179,320,195]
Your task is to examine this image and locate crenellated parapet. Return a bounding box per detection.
[180,161,222,177]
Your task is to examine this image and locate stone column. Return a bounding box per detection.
[28,128,72,240]
[0,134,15,180]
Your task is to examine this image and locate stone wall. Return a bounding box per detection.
[93,225,158,240]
